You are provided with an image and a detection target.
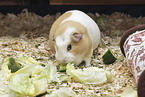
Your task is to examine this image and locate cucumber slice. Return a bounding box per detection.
[59,64,67,72]
[8,57,21,73]
[102,49,117,65]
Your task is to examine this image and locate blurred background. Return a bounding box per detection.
[0,0,145,17]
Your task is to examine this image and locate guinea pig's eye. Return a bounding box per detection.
[67,45,72,51]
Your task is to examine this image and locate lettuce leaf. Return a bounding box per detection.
[0,69,16,97]
[17,55,40,67]
[44,61,60,83]
[66,64,114,84]
[1,58,13,80]
[8,73,31,95]
[121,85,137,97]
[0,55,60,97]
[9,72,48,96]
[45,88,77,97]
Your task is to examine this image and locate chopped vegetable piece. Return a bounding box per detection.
[17,55,41,67]
[59,64,67,72]
[0,56,61,97]
[121,85,137,97]
[7,57,21,73]
[102,49,117,64]
[45,88,77,97]
[96,16,107,27]
[66,64,114,84]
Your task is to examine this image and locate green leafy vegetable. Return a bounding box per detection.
[59,64,67,72]
[45,88,77,97]
[7,57,21,73]
[9,70,48,96]
[17,55,40,66]
[0,55,60,97]
[43,61,60,83]
[121,85,137,97]
[66,64,114,84]
[102,49,117,65]
[96,16,107,27]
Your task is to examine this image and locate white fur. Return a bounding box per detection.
[61,10,100,50]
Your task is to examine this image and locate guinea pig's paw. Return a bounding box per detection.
[85,60,91,67]
[85,63,91,67]
[84,58,91,67]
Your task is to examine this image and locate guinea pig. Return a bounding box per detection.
[49,10,100,67]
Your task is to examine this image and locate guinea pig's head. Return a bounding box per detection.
[54,21,92,65]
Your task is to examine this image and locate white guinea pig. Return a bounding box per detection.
[49,10,100,66]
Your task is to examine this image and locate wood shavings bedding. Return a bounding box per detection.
[0,35,136,96]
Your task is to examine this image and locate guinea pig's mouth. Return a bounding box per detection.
[56,58,74,64]
[59,59,66,64]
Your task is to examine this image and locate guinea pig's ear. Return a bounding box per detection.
[72,33,83,42]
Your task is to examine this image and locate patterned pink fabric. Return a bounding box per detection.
[124,30,145,83]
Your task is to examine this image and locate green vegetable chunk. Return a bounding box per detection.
[59,64,67,72]
[102,49,117,65]
[96,16,107,27]
[8,57,21,73]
